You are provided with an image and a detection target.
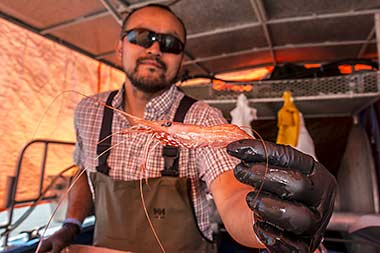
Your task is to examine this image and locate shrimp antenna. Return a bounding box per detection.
[95,139,128,161]
[62,90,144,124]
[97,125,147,145]
[242,127,269,242]
[140,177,166,253]
[238,125,255,137]
[140,135,160,184]
[36,168,88,252]
[32,90,83,139]
[76,91,143,124]
[137,134,165,251]
[96,128,151,161]
[97,129,129,145]
[250,128,269,206]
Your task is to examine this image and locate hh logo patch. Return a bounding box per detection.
[153,208,166,219]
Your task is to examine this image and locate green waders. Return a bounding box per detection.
[91,91,216,252]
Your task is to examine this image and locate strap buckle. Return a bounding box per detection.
[161,146,179,177]
[96,163,110,175]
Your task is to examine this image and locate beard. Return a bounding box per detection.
[126,56,176,94]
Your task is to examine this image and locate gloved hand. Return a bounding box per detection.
[37,223,79,253]
[227,139,337,253]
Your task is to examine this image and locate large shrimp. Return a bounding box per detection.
[128,120,254,148]
[97,96,254,148]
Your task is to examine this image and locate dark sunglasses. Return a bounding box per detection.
[121,28,185,55]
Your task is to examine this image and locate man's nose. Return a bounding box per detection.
[146,41,162,55]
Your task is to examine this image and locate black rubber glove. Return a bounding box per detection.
[227,139,337,253]
[37,223,79,253]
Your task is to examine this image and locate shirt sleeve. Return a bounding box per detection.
[186,102,240,188]
[73,99,85,169]
[73,128,83,168]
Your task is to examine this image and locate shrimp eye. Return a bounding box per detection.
[161,121,172,127]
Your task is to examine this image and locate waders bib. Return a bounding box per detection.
[90,91,215,252]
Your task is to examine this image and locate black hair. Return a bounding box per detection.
[120,3,187,44]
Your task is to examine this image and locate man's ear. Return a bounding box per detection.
[117,40,123,57]
[178,54,185,71]
[175,56,186,82]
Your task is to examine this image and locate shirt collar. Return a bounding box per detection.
[146,85,180,120]
[114,84,181,121]
[112,84,125,110]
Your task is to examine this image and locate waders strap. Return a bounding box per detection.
[161,95,197,177]
[96,90,118,175]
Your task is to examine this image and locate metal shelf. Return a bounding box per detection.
[181,71,380,119]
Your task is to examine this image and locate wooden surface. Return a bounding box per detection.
[66,244,133,253]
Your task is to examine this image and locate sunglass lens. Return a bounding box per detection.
[129,30,153,49]
[161,36,183,54]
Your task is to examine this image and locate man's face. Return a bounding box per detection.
[120,7,185,93]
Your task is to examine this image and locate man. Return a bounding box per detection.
[38,4,336,253]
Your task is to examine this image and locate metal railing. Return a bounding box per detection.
[0,139,75,247]
[182,71,380,100]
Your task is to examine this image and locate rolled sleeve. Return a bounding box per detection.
[197,146,239,188]
[188,102,240,187]
[73,129,83,168]
[73,99,86,169]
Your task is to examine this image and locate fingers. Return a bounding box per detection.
[234,163,321,206]
[37,239,63,253]
[234,163,305,197]
[36,227,74,253]
[254,221,310,253]
[36,239,51,253]
[227,139,315,175]
[51,243,66,253]
[248,191,319,235]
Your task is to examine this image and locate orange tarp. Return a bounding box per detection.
[0,19,124,201]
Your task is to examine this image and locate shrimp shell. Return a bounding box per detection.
[126,120,253,148]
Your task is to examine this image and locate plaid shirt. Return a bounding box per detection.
[73,85,239,239]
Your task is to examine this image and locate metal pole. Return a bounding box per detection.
[375,13,380,68]
[99,0,123,25]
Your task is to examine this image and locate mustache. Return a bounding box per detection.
[136,56,167,71]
